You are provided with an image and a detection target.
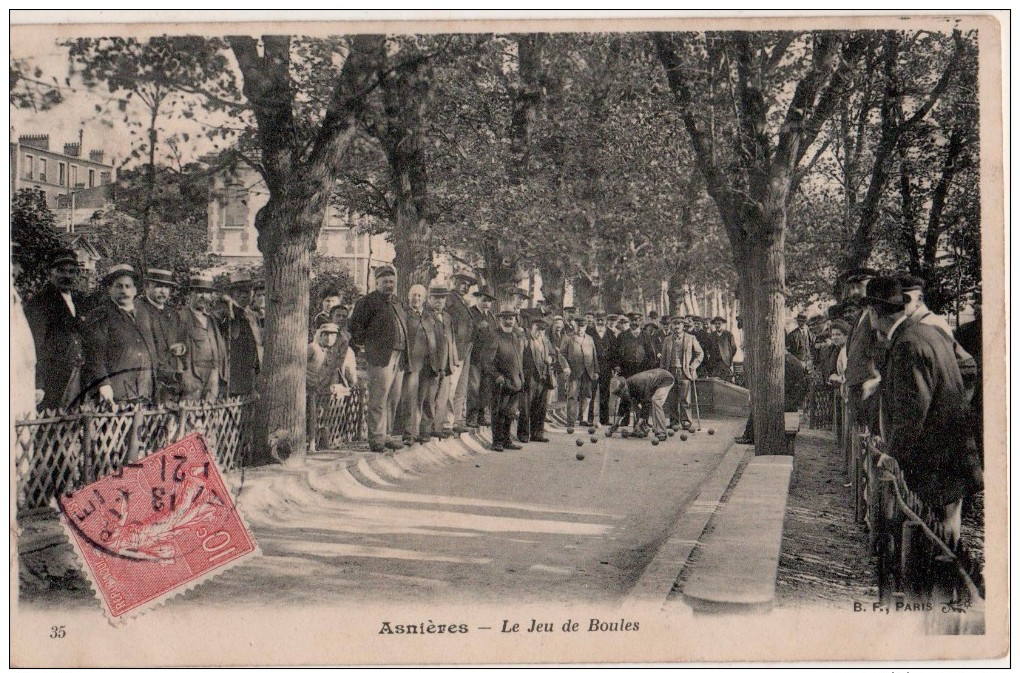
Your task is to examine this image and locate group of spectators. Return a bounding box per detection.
[17,251,266,413]
[347,263,740,452]
[786,268,983,546]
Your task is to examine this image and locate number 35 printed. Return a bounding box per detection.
[50,625,66,639]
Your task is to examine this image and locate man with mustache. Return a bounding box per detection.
[177,271,228,402]
[134,268,185,403]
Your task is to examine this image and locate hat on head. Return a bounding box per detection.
[796,312,808,321]
[898,274,925,292]
[594,310,607,319]
[428,285,450,297]
[711,316,726,324]
[144,268,178,287]
[451,271,478,285]
[496,307,517,318]
[607,314,620,321]
[843,267,878,283]
[49,251,78,269]
[531,315,549,328]
[626,312,642,321]
[102,263,138,287]
[188,270,217,291]
[253,278,266,290]
[552,314,565,322]
[670,315,685,324]
[563,305,576,312]
[318,322,341,335]
[808,315,825,326]
[473,285,497,301]
[230,270,253,287]
[512,287,529,299]
[862,276,907,311]
[829,319,851,335]
[373,265,396,279]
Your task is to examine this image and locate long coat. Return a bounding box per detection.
[616,330,659,376]
[444,292,475,365]
[82,300,157,403]
[349,291,408,367]
[660,331,705,381]
[523,332,555,385]
[177,307,229,394]
[134,297,183,375]
[403,308,431,374]
[881,320,983,506]
[423,308,454,378]
[587,326,618,375]
[217,301,263,396]
[482,328,525,393]
[786,325,814,365]
[24,283,87,409]
[469,305,497,365]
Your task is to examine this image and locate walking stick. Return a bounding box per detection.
[691,377,702,431]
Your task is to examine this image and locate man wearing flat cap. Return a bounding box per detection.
[350,265,408,452]
[177,271,229,402]
[480,303,527,451]
[467,285,497,428]
[83,264,158,405]
[421,285,455,440]
[444,271,477,434]
[217,270,263,398]
[25,251,88,410]
[587,310,617,427]
[134,268,186,403]
[661,315,704,431]
[869,276,982,547]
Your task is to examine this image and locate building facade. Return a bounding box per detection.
[207,162,396,293]
[10,134,116,212]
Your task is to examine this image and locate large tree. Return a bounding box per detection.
[654,31,867,455]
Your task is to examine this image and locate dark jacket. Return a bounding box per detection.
[523,332,554,385]
[444,292,475,361]
[215,300,263,396]
[24,283,87,409]
[616,329,659,375]
[786,325,814,365]
[881,320,983,506]
[349,290,408,367]
[482,328,525,393]
[423,308,453,378]
[403,307,431,374]
[177,307,229,387]
[82,300,157,403]
[469,305,497,365]
[623,368,675,403]
[587,326,617,374]
[784,352,809,412]
[134,296,183,374]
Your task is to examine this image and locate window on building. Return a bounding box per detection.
[88,169,95,188]
[58,162,66,186]
[24,154,33,179]
[39,158,47,182]
[344,230,356,254]
[220,183,249,229]
[100,171,111,185]
[71,165,80,187]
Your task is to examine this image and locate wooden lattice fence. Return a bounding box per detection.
[15,388,366,510]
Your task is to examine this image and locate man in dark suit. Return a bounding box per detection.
[869,276,983,547]
[350,265,408,452]
[841,268,881,431]
[705,316,736,381]
[82,264,157,405]
[467,285,497,428]
[177,272,229,402]
[134,268,185,403]
[587,310,617,426]
[24,252,87,410]
[396,284,431,445]
[786,312,814,370]
[444,272,477,433]
[422,286,455,440]
[519,315,555,443]
[481,307,526,452]
[614,313,659,427]
[217,270,263,398]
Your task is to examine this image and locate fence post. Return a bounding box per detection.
[876,474,899,606]
[900,520,929,602]
[81,412,94,485]
[127,404,143,462]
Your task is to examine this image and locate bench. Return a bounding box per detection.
[681,454,794,614]
[784,410,801,455]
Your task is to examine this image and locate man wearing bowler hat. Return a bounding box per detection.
[177,271,229,402]
[25,251,88,410]
[135,268,186,403]
[350,265,408,452]
[518,314,555,443]
[83,264,157,405]
[443,271,477,434]
[708,316,736,381]
[481,303,527,451]
[841,267,881,430]
[467,284,497,428]
[217,270,263,398]
[587,309,617,426]
[786,312,814,370]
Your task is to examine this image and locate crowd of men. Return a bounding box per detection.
[765,268,983,547]
[19,252,268,412]
[348,265,740,452]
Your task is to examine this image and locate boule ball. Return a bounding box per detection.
[651,438,660,446]
[621,429,630,438]
[590,436,598,444]
[576,438,585,447]
[680,433,689,441]
[588,427,596,435]
[708,428,715,435]
[605,430,613,438]
[576,452,585,461]
[566,427,575,434]
[667,429,675,437]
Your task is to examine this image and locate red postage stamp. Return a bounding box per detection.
[55,433,258,621]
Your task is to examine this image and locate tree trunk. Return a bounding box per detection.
[141,113,158,270]
[390,163,435,296]
[537,257,565,310]
[253,204,315,465]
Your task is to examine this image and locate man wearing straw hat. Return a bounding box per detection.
[177,271,229,402]
[82,264,157,405]
[134,267,186,403]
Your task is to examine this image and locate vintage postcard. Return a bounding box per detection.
[9,10,1007,666]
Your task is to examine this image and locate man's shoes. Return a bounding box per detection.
[532,436,550,443]
[681,422,693,431]
[384,439,404,451]
[505,441,522,450]
[432,429,453,439]
[415,436,431,444]
[467,421,480,429]
[490,443,505,452]
[734,436,754,445]
[453,425,469,434]
[578,420,591,427]
[517,435,530,443]
[402,435,415,446]
[369,443,386,453]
